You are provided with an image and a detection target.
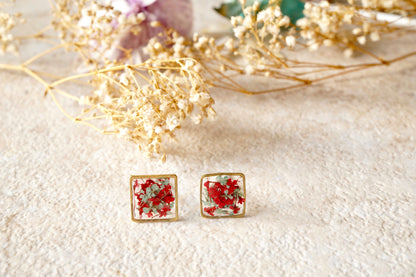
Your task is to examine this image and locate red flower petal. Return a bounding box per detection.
[164,196,175,204]
[149,197,161,206]
[204,206,216,216]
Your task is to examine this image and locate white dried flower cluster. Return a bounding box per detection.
[0,10,23,55]
[146,31,231,79]
[228,0,296,76]
[349,0,414,12]
[51,0,145,66]
[146,1,294,80]
[297,1,393,56]
[231,1,292,44]
[79,59,215,158]
[146,30,230,69]
[255,4,291,39]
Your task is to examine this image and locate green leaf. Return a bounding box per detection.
[214,0,304,24]
[151,184,159,191]
[215,0,244,18]
[281,0,305,24]
[215,0,269,18]
[143,207,150,213]
[216,175,229,185]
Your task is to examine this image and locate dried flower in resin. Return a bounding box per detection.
[201,173,246,218]
[131,175,178,221]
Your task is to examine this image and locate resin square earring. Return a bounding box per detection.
[200,173,246,218]
[130,175,178,222]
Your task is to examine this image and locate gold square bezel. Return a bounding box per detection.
[200,172,246,219]
[130,174,178,222]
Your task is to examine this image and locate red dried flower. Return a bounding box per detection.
[145,211,153,217]
[202,175,245,217]
[132,177,176,219]
[149,197,161,206]
[159,205,171,217]
[231,205,240,214]
[133,179,140,190]
[208,183,223,199]
[164,195,175,204]
[141,179,155,190]
[204,206,216,216]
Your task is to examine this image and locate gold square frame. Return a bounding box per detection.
[130,174,178,222]
[200,172,246,219]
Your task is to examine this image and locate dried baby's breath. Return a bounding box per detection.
[349,0,415,12]
[1,0,415,160]
[0,3,24,55]
[146,0,415,97]
[297,1,406,57]
[50,58,214,158]
[51,0,145,66]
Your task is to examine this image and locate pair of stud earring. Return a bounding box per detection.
[130,173,246,222]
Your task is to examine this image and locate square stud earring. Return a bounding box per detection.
[130,174,178,222]
[200,173,246,218]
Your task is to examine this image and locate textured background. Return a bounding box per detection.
[1,0,416,276]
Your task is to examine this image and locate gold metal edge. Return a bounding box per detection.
[130,174,179,222]
[200,172,246,218]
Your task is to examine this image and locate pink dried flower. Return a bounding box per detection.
[113,0,193,59]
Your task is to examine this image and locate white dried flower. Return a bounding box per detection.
[370,31,380,41]
[166,114,179,131]
[344,48,354,57]
[0,11,22,55]
[177,99,188,110]
[225,38,234,50]
[352,28,362,35]
[191,114,202,124]
[118,127,129,138]
[233,26,247,40]
[285,35,296,48]
[357,35,366,45]
[245,64,255,75]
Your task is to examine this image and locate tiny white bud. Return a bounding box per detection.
[357,36,366,45]
[370,32,380,42]
[245,64,255,75]
[285,35,296,48]
[344,48,353,57]
[352,28,362,35]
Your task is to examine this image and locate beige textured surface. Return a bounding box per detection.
[1,1,416,276]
